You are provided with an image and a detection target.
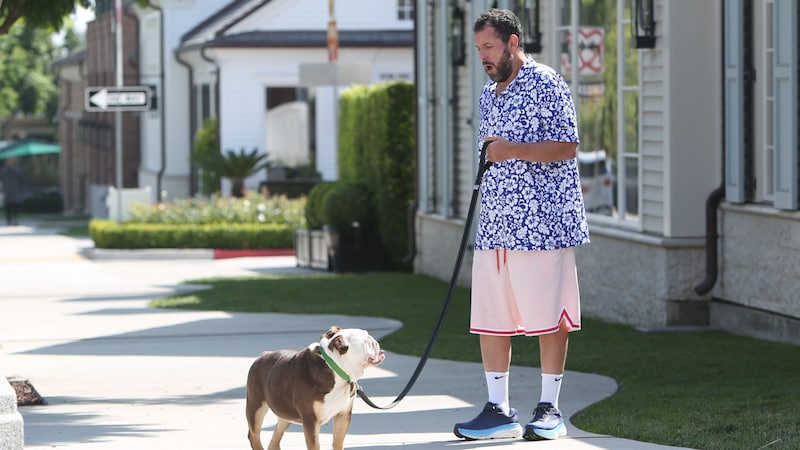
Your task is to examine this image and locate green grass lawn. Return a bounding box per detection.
[151,272,800,450]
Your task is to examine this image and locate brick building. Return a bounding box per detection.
[53,1,141,214]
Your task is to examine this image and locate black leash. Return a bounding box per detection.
[357,142,492,410]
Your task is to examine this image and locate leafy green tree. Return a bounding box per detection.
[0,22,59,126]
[0,0,90,35]
[60,18,83,53]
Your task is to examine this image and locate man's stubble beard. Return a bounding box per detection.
[487,46,513,83]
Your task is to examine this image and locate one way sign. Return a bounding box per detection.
[85,86,153,112]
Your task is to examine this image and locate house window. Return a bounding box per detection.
[555,0,640,220]
[94,0,114,15]
[511,0,542,53]
[398,0,414,21]
[730,0,798,209]
[201,84,211,121]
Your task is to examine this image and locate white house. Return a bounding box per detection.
[130,0,224,202]
[132,0,414,201]
[414,0,800,345]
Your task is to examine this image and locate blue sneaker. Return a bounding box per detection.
[523,402,567,440]
[453,402,523,440]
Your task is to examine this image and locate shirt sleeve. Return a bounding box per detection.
[539,72,580,144]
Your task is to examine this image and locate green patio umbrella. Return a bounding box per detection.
[0,139,61,160]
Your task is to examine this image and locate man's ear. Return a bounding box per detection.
[510,33,520,51]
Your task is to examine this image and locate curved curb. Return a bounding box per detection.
[84,248,295,260]
[0,375,23,450]
[213,248,295,259]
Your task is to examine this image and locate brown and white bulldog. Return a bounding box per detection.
[245,326,386,450]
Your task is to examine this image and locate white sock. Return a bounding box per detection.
[540,373,564,409]
[485,371,510,416]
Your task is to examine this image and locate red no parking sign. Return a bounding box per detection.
[560,27,605,76]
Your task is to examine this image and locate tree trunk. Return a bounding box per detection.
[232,180,245,198]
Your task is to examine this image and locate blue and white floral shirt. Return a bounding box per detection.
[475,57,590,251]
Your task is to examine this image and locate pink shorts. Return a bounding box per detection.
[470,248,581,336]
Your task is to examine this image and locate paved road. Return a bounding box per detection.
[0,220,690,449]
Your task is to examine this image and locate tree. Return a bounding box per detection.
[194,143,270,198]
[215,148,270,198]
[0,0,90,35]
[60,18,83,54]
[0,22,59,123]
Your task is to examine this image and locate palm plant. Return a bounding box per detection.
[216,147,271,197]
[194,146,270,198]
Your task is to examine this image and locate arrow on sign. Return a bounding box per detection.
[89,89,109,109]
[85,86,153,112]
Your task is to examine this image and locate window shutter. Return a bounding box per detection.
[724,0,746,203]
[772,0,798,209]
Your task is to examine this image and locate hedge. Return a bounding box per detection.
[89,220,294,249]
[304,181,336,230]
[337,81,415,270]
[21,191,63,213]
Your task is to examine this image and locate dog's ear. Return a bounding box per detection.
[328,334,349,355]
[322,326,341,340]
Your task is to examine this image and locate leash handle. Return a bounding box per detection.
[474,140,492,189]
[356,141,492,410]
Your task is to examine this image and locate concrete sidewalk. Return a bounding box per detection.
[0,220,690,449]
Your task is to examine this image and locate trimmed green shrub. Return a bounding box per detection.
[305,181,335,229]
[20,190,63,213]
[90,220,294,249]
[338,84,371,183]
[319,181,374,228]
[337,81,414,270]
[370,82,415,270]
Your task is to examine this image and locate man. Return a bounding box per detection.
[0,157,29,226]
[453,8,590,442]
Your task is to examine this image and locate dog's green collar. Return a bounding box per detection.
[317,344,352,383]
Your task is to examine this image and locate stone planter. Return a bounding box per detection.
[323,224,366,273]
[296,225,388,272]
[294,228,329,270]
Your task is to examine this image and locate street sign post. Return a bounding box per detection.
[85,86,153,112]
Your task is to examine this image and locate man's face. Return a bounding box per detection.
[474,26,513,83]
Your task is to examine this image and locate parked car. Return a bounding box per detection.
[577,150,613,215]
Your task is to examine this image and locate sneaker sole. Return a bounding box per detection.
[454,423,523,440]
[523,423,567,441]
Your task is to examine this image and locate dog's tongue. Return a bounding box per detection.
[370,350,386,365]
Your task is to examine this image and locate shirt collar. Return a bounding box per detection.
[492,55,537,95]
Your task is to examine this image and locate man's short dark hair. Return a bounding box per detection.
[473,8,524,47]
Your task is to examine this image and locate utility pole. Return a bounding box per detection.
[114,0,123,221]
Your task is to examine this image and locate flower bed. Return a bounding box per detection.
[90,192,305,250]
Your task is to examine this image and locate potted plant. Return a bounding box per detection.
[295,181,335,269]
[319,181,375,272]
